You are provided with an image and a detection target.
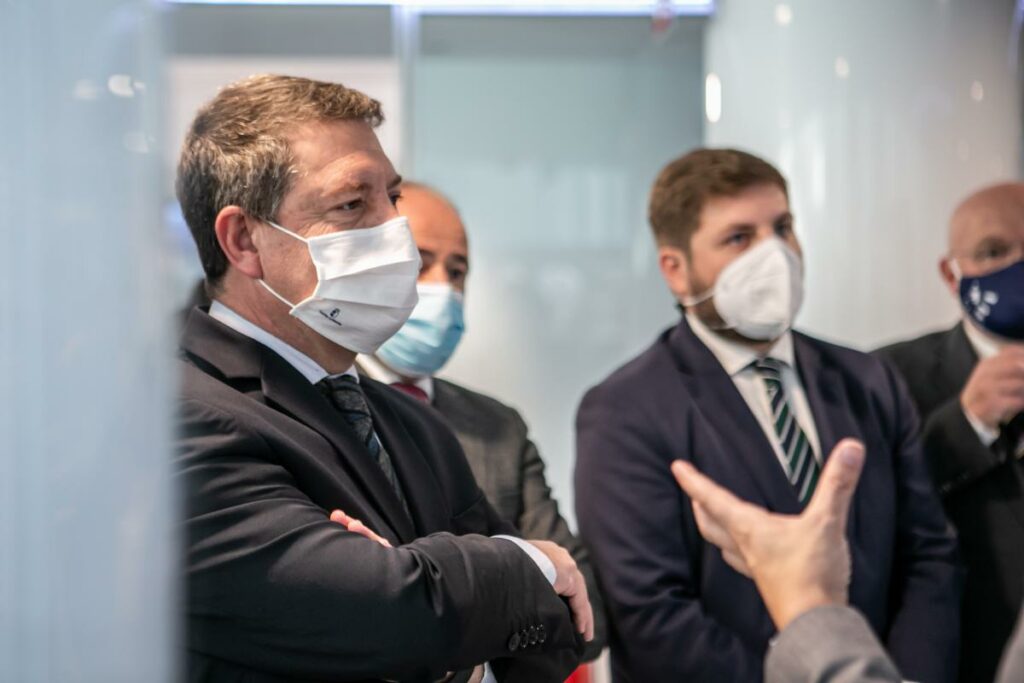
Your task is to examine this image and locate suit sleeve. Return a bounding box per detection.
[513,412,608,661]
[921,395,1005,495]
[179,398,579,683]
[878,365,963,683]
[574,387,763,681]
[766,606,903,683]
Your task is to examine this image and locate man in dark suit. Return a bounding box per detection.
[357,183,607,665]
[175,74,592,683]
[574,148,960,683]
[877,182,1024,683]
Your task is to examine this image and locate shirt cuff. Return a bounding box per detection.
[493,535,557,585]
[963,405,1000,447]
[481,663,496,683]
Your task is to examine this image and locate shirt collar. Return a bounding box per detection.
[357,353,435,401]
[685,311,796,376]
[962,315,1005,361]
[209,300,357,385]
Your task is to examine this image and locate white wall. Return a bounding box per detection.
[412,16,707,527]
[0,1,175,680]
[705,0,1022,349]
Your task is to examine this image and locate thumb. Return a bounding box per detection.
[805,438,866,525]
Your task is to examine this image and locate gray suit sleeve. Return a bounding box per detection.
[996,605,1024,683]
[766,606,902,683]
[515,428,609,661]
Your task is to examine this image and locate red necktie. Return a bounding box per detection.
[391,382,429,403]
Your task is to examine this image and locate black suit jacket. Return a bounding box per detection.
[431,378,608,661]
[878,323,1024,683]
[177,307,581,682]
[575,318,960,683]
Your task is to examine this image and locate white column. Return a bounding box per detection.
[0,1,175,680]
[705,0,1021,348]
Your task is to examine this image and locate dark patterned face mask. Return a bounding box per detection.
[958,259,1024,341]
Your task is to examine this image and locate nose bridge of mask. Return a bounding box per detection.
[306,217,421,281]
[410,283,465,331]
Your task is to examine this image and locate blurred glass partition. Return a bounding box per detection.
[412,15,706,523]
[0,1,175,681]
[705,0,1023,349]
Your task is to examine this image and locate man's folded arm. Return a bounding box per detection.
[179,399,578,682]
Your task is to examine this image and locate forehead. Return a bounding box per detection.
[286,119,395,195]
[400,189,467,248]
[949,200,1024,251]
[698,183,789,229]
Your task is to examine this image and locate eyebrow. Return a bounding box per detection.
[318,173,404,202]
[723,211,793,231]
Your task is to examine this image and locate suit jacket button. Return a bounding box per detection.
[507,632,521,652]
[537,624,546,643]
[528,626,539,645]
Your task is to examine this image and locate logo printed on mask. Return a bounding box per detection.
[259,216,421,353]
[320,308,344,326]
[967,282,999,322]
[955,258,1024,341]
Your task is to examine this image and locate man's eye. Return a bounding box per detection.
[977,244,1009,260]
[336,200,362,212]
[726,233,750,246]
[775,222,793,236]
[389,192,403,207]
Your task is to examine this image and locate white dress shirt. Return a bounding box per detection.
[687,313,823,471]
[210,302,555,683]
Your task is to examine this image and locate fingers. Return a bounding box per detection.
[721,549,752,577]
[568,577,595,641]
[672,459,759,538]
[329,509,352,525]
[805,439,865,527]
[566,569,594,640]
[329,509,393,548]
[691,501,742,558]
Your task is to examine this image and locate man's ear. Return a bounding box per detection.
[214,206,264,280]
[938,257,958,297]
[658,244,692,302]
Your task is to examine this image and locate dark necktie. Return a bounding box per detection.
[753,357,820,505]
[316,374,411,516]
[391,382,430,403]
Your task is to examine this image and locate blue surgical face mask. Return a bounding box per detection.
[955,258,1024,341]
[377,283,466,378]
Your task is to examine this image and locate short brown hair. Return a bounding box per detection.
[175,74,384,289]
[648,148,788,249]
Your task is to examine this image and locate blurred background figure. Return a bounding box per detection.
[358,181,609,672]
[877,182,1024,683]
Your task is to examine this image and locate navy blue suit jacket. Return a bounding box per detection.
[575,318,960,683]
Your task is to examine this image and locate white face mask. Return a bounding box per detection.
[683,236,804,341]
[259,216,422,354]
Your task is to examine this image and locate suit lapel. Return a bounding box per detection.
[181,307,418,543]
[668,321,802,514]
[793,333,865,460]
[937,324,978,399]
[362,380,453,538]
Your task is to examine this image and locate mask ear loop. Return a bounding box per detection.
[257,218,319,312]
[680,288,714,307]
